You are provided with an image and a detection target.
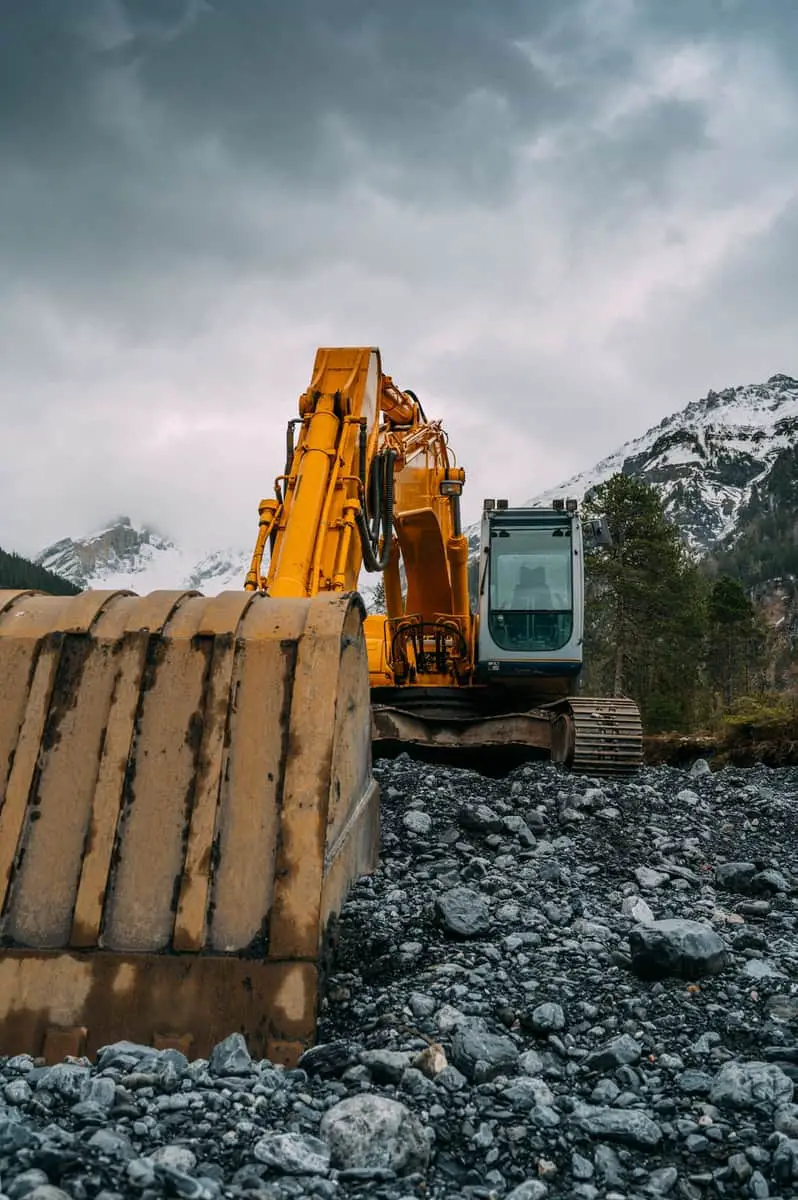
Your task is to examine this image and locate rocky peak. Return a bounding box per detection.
[529,374,798,554]
[36,517,249,594]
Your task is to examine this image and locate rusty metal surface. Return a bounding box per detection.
[371,705,554,751]
[0,950,318,1064]
[552,696,643,777]
[0,590,379,1063]
[371,697,643,778]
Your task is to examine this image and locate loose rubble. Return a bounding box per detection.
[1,757,798,1199]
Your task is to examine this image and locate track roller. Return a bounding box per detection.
[550,696,643,777]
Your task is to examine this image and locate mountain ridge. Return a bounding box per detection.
[37,517,251,595]
[527,373,798,555]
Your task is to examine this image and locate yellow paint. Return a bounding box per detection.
[246,347,473,689]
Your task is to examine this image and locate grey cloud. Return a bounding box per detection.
[610,195,798,394]
[0,0,797,555]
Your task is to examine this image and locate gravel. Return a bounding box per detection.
[1,755,798,1199]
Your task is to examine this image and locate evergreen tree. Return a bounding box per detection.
[0,547,80,596]
[581,475,707,731]
[369,578,387,614]
[705,575,766,707]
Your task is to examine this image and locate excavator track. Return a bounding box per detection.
[550,696,643,777]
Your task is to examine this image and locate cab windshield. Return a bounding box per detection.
[488,523,573,652]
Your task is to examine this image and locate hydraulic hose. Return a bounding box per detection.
[356,448,397,572]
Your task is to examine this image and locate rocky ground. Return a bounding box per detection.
[2,757,798,1200]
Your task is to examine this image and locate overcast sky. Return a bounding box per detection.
[2,0,797,556]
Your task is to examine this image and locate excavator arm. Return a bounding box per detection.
[244,347,473,688]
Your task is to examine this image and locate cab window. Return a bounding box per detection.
[488,524,573,652]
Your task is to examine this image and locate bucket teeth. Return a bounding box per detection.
[0,589,379,1065]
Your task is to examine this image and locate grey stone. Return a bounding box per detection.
[35,1062,89,1099]
[774,1103,798,1137]
[629,918,728,979]
[80,1075,116,1109]
[399,1066,437,1098]
[503,814,536,846]
[6,1054,35,1073]
[635,867,669,889]
[209,1032,252,1076]
[646,1165,679,1194]
[591,1079,620,1105]
[473,1121,494,1149]
[748,1169,770,1198]
[571,1151,594,1180]
[320,1095,430,1175]
[594,1143,625,1186]
[506,1182,548,1200]
[148,1145,197,1172]
[502,1076,555,1111]
[715,862,758,892]
[691,1031,721,1056]
[518,1049,545,1076]
[436,1003,466,1033]
[752,868,790,894]
[743,958,786,980]
[709,1060,794,1110]
[297,1041,355,1078]
[7,1170,50,1200]
[403,809,432,835]
[622,895,654,924]
[409,992,436,1019]
[436,1064,468,1092]
[5,1078,32,1105]
[677,1069,713,1095]
[360,1049,414,1083]
[727,1153,752,1182]
[584,1033,642,1072]
[87,1128,135,1159]
[531,1104,561,1128]
[436,886,491,938]
[576,1106,663,1149]
[458,803,503,833]
[773,1138,798,1184]
[126,1160,157,1189]
[95,1041,156,1070]
[0,1116,40,1154]
[450,1019,519,1081]
[523,1002,566,1035]
[252,1132,331,1176]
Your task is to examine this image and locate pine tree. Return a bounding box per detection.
[0,547,80,596]
[369,578,387,614]
[581,475,706,731]
[706,575,766,708]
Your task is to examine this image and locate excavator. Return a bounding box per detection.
[0,347,641,1066]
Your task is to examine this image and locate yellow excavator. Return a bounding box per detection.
[0,347,641,1065]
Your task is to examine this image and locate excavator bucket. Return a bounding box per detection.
[0,588,378,1065]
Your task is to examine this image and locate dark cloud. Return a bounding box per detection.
[0,0,796,554]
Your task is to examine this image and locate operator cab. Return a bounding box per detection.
[476,499,585,694]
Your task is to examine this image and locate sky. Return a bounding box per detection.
[2,0,798,557]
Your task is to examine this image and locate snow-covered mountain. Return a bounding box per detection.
[36,515,383,608]
[37,518,250,595]
[528,373,798,554]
